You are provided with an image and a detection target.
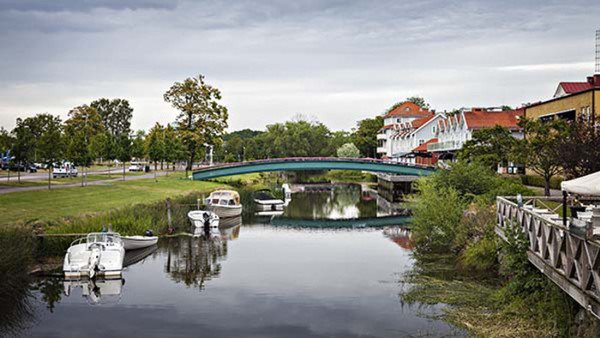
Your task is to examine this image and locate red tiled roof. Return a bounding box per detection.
[412,138,438,153]
[463,108,523,130]
[559,82,592,94]
[379,124,395,132]
[411,115,435,129]
[385,102,433,118]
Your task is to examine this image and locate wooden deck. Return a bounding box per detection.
[496,196,600,319]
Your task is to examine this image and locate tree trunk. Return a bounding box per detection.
[7,166,10,182]
[81,167,84,187]
[544,175,551,197]
[17,161,20,183]
[160,160,163,170]
[123,163,126,181]
[48,167,51,190]
[154,161,157,171]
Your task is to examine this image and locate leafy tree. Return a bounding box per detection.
[32,114,63,189]
[130,130,146,161]
[90,98,133,137]
[162,124,180,171]
[146,123,165,171]
[115,134,131,180]
[336,143,360,158]
[405,96,431,110]
[330,131,352,152]
[352,116,383,158]
[164,74,228,173]
[458,125,518,169]
[10,119,37,182]
[64,105,104,185]
[556,117,600,179]
[517,118,566,196]
[89,132,111,163]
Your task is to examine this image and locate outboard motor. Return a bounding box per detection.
[144,229,154,237]
[203,212,211,227]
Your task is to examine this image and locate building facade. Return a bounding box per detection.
[376,102,433,158]
[526,74,600,123]
[427,108,524,162]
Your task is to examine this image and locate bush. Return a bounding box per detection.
[410,179,465,253]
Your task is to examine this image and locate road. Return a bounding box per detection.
[0,166,133,181]
[0,171,173,195]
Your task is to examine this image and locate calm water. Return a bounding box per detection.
[11,184,463,337]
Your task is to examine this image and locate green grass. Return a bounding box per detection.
[0,173,224,227]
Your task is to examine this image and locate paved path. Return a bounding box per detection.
[525,185,562,196]
[0,171,173,195]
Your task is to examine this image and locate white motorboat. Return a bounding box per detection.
[205,190,243,218]
[63,232,125,278]
[121,235,159,250]
[188,210,220,228]
[253,189,285,211]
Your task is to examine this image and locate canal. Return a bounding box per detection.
[9,184,464,337]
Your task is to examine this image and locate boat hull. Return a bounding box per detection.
[122,236,159,250]
[210,205,242,218]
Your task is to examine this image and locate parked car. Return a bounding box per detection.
[8,163,37,172]
[53,162,78,178]
[128,162,144,172]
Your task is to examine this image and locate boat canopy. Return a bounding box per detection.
[561,171,600,196]
[209,190,240,204]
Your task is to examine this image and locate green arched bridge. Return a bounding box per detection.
[192,157,436,180]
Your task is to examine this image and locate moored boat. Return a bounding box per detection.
[205,190,243,218]
[188,210,220,228]
[253,189,285,211]
[121,235,159,250]
[63,232,125,278]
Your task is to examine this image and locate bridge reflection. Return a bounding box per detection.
[262,214,411,228]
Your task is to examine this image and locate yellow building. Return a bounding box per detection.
[525,74,600,123]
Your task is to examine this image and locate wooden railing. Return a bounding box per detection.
[496,196,600,319]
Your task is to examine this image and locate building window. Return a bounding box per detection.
[419,139,424,145]
[432,126,436,133]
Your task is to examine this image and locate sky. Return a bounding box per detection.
[0,0,599,132]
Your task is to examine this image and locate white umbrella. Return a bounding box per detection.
[561,171,600,196]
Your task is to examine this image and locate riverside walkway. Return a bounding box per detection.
[192,157,436,180]
[497,196,600,319]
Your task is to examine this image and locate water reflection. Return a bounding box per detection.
[163,235,227,290]
[63,278,125,305]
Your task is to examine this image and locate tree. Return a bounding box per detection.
[556,117,600,179]
[164,74,228,173]
[11,118,37,183]
[64,105,104,186]
[130,130,146,161]
[337,143,360,158]
[405,96,431,110]
[517,118,566,196]
[115,134,131,180]
[458,125,518,170]
[162,124,180,172]
[146,123,165,171]
[90,98,133,137]
[89,132,111,163]
[352,116,383,158]
[330,131,352,152]
[31,114,63,189]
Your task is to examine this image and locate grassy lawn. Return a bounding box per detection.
[0,173,226,227]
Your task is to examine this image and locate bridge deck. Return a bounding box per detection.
[193,157,435,180]
[497,196,600,319]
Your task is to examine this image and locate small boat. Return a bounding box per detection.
[205,190,243,218]
[253,189,285,211]
[188,210,220,228]
[63,232,125,278]
[121,235,158,250]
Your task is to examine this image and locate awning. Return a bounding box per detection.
[561,171,600,196]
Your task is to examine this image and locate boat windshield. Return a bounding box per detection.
[86,232,121,245]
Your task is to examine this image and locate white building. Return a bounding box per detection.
[387,113,446,164]
[377,102,434,158]
[427,107,524,161]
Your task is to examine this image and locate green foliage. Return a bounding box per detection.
[164,74,228,169]
[352,116,383,157]
[130,130,146,160]
[90,98,133,138]
[405,96,430,110]
[409,179,465,253]
[146,122,165,168]
[517,118,566,196]
[458,125,518,169]
[336,143,360,158]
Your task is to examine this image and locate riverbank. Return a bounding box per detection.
[404,161,599,337]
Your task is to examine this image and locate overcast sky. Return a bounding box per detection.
[0,0,599,132]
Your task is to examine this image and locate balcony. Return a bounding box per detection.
[376,133,387,140]
[427,140,462,152]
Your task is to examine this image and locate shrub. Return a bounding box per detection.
[410,179,465,253]
[520,175,563,190]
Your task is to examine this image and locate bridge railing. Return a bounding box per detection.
[496,196,600,319]
[195,157,436,171]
